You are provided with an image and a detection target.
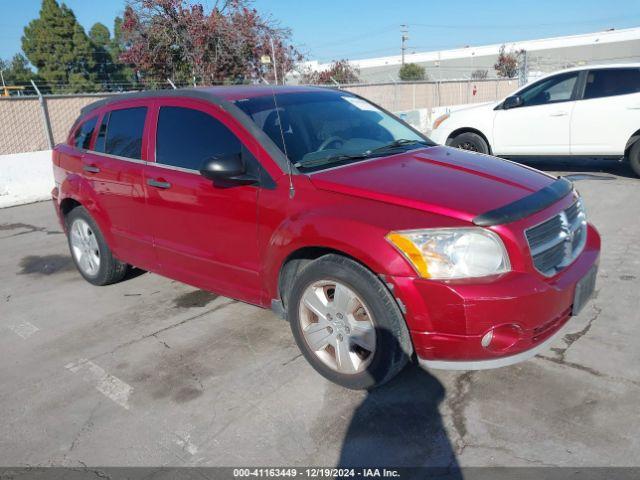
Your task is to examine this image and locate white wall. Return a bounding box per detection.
[0,150,53,208]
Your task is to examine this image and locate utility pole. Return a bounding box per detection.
[401,24,409,66]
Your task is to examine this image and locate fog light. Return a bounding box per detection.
[480,324,523,353]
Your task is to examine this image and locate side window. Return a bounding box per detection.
[156,106,242,170]
[72,116,98,150]
[584,68,640,99]
[519,72,579,107]
[94,107,147,159]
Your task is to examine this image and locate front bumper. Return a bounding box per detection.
[389,223,600,369]
[428,127,449,146]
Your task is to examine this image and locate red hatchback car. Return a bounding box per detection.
[52,86,600,389]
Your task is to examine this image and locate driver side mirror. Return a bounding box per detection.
[199,153,258,186]
[502,95,523,110]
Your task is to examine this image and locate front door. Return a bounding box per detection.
[143,100,262,303]
[493,71,580,156]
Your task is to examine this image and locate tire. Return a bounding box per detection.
[65,206,128,286]
[287,254,413,390]
[449,131,489,154]
[628,140,640,178]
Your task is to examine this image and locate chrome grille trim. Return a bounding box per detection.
[525,199,587,277]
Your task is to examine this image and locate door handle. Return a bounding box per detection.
[147,178,172,189]
[550,111,568,117]
[83,165,100,173]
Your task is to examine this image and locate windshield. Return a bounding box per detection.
[234,91,434,172]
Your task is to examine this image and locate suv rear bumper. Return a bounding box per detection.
[389,223,600,369]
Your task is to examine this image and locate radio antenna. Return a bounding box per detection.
[265,39,294,199]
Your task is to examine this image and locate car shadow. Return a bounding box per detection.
[335,329,462,478]
[123,266,148,281]
[509,156,636,179]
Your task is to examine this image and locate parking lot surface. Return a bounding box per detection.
[1,158,639,468]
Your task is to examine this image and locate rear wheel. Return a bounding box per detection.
[287,254,412,390]
[628,140,640,177]
[66,206,127,286]
[449,131,489,154]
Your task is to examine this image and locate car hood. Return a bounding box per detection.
[449,101,496,114]
[308,146,556,223]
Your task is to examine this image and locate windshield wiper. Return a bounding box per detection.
[365,139,430,155]
[294,139,430,170]
[294,153,370,169]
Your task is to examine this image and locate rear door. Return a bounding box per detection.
[570,67,640,156]
[143,99,263,303]
[83,102,156,269]
[493,71,580,155]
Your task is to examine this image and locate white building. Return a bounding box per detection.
[300,27,640,84]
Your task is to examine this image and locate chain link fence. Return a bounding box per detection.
[0,78,517,155]
[0,93,116,155]
[341,78,517,112]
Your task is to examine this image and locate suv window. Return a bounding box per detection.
[94,107,147,159]
[518,72,579,107]
[156,106,241,170]
[72,116,98,150]
[584,68,640,99]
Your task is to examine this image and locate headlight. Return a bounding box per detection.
[386,228,510,279]
[432,113,449,130]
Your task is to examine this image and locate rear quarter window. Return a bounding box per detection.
[584,68,640,99]
[94,107,147,159]
[71,116,98,150]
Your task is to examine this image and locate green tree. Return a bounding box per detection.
[1,54,36,85]
[89,22,121,90]
[0,54,42,94]
[399,63,426,81]
[89,22,110,47]
[21,0,97,92]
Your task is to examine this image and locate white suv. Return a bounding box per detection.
[430,64,640,177]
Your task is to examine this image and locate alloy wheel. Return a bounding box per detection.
[70,218,101,276]
[298,280,376,374]
[458,141,479,152]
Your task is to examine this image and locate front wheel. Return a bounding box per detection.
[449,132,489,154]
[66,206,128,286]
[287,254,413,390]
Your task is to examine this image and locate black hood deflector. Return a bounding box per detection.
[473,177,573,226]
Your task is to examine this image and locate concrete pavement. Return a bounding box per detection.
[0,158,639,468]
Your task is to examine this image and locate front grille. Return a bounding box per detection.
[525,199,587,276]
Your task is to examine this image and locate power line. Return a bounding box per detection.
[409,15,640,30]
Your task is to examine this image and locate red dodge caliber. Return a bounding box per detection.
[52,86,600,389]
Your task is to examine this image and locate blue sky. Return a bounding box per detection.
[1,0,639,62]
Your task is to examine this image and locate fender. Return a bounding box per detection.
[260,199,457,302]
[59,173,116,248]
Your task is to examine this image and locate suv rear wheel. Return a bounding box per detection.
[628,140,640,177]
[287,254,412,389]
[65,206,128,286]
[449,131,489,154]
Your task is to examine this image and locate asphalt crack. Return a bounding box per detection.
[89,300,236,361]
[0,222,62,238]
[542,304,602,367]
[463,442,559,466]
[446,371,474,455]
